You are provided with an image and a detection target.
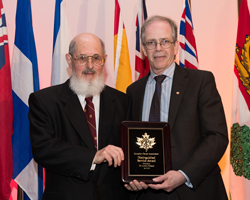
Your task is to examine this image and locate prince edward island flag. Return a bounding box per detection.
[230,0,250,199]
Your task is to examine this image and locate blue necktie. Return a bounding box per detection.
[149,75,166,122]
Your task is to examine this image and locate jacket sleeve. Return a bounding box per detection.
[179,71,228,189]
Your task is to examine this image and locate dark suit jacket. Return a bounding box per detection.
[126,64,228,200]
[28,80,130,200]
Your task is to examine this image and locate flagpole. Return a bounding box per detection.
[17,186,23,200]
[238,0,242,16]
[188,0,191,8]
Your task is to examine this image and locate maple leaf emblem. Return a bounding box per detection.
[136,132,156,152]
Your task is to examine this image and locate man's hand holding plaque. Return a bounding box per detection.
[124,170,187,192]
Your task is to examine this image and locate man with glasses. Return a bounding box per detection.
[29,33,130,200]
[125,15,228,200]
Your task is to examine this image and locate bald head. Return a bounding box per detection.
[68,33,106,56]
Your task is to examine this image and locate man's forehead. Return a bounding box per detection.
[76,36,99,45]
[74,38,102,54]
[146,20,171,31]
[145,21,172,36]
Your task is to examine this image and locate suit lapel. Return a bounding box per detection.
[61,81,95,149]
[168,64,189,132]
[98,87,116,149]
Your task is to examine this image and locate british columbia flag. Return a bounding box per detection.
[179,0,199,69]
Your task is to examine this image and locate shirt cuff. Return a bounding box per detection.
[178,170,193,188]
[90,160,96,171]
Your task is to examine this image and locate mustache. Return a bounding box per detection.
[81,68,97,74]
[153,54,166,57]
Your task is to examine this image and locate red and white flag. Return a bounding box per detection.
[0,1,13,199]
[230,0,250,199]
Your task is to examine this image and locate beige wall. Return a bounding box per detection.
[4,0,246,198]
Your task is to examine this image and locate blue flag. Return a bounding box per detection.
[11,0,43,199]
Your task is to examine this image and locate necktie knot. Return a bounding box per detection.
[85,96,93,103]
[154,75,166,84]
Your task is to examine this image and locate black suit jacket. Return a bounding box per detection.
[126,64,228,200]
[28,80,130,200]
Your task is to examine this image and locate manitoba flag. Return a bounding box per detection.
[0,1,13,199]
[135,0,150,80]
[179,0,199,69]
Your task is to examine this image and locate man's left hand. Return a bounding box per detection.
[148,170,186,192]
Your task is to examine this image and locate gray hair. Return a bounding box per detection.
[68,37,106,56]
[141,15,178,44]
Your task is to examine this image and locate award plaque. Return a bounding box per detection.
[120,121,171,184]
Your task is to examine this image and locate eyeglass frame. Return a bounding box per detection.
[69,54,105,66]
[143,39,176,50]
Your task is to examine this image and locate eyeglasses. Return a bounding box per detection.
[144,39,175,50]
[70,54,105,66]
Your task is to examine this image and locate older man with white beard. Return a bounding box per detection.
[28,33,130,200]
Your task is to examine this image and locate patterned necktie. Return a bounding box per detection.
[84,97,97,149]
[149,75,166,122]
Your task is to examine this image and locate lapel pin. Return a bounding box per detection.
[176,91,180,95]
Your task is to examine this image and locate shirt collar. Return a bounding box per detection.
[149,62,176,83]
[77,94,100,104]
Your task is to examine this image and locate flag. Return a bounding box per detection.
[0,1,13,199]
[114,0,132,93]
[51,0,72,86]
[135,0,150,80]
[11,0,43,199]
[230,0,250,199]
[179,0,199,69]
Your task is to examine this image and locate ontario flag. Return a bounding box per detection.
[179,0,199,69]
[230,0,250,199]
[114,0,132,93]
[0,1,13,200]
[135,0,150,80]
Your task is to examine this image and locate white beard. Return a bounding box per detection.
[69,68,105,97]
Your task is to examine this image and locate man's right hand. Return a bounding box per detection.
[93,145,124,167]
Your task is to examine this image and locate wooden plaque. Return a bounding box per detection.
[120,121,172,184]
